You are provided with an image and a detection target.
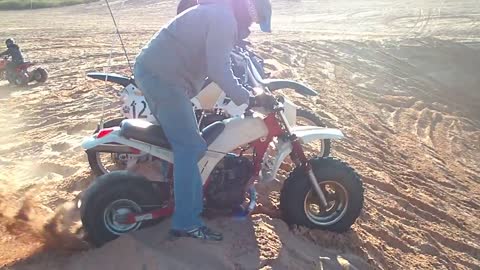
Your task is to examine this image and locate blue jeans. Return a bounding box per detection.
[134,65,206,231]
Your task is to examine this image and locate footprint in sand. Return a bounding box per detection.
[50,142,72,152]
[65,121,97,135]
[34,162,77,178]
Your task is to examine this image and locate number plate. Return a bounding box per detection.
[121,85,155,122]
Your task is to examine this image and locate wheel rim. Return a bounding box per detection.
[95,152,128,174]
[34,71,41,80]
[296,115,326,157]
[304,180,349,226]
[103,199,142,235]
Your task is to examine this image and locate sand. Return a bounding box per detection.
[0,0,479,269]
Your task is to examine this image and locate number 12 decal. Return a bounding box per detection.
[130,100,148,118]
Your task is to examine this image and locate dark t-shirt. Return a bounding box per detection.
[0,44,24,64]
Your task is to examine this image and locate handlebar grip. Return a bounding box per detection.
[244,96,256,113]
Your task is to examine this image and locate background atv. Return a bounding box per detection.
[0,57,48,86]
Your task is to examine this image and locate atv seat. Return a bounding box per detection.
[119,119,224,149]
[17,62,33,70]
[120,119,170,149]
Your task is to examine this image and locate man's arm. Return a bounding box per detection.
[0,49,10,57]
[205,12,250,106]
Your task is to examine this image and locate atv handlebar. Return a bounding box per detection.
[234,46,318,98]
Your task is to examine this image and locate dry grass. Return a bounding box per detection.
[0,0,98,10]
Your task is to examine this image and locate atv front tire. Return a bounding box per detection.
[280,157,363,232]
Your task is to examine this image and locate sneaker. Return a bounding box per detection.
[170,226,223,241]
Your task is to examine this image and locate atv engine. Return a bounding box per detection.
[205,154,253,210]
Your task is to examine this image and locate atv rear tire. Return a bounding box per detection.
[87,118,126,176]
[34,68,48,83]
[280,157,363,232]
[80,171,166,247]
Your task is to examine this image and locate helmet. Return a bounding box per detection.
[5,38,14,46]
[177,0,197,14]
[253,0,272,32]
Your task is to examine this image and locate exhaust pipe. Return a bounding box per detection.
[86,144,135,153]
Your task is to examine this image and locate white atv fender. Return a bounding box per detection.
[82,128,174,163]
[260,126,344,183]
[82,115,270,185]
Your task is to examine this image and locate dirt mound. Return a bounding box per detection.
[5,215,371,270]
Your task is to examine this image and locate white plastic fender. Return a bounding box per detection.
[259,126,344,182]
[207,116,269,153]
[292,126,344,143]
[82,120,343,185]
[198,116,269,183]
[83,116,269,185]
[81,128,122,150]
[81,129,174,163]
[283,97,298,126]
